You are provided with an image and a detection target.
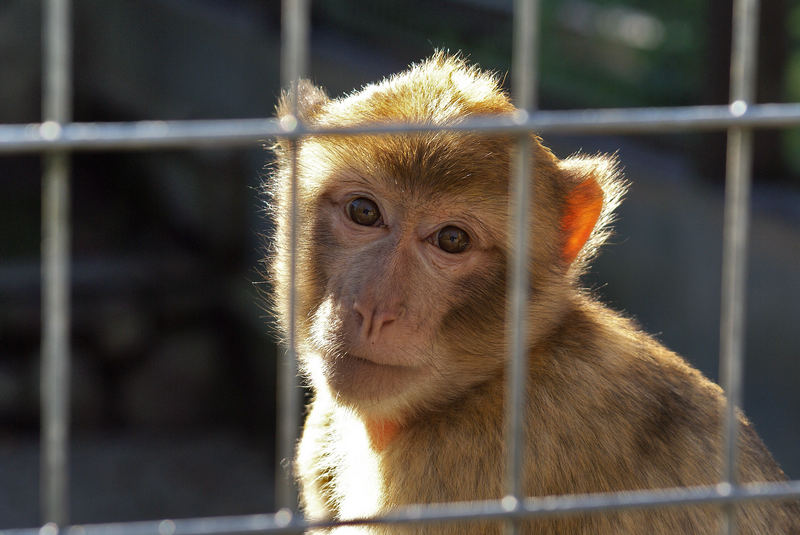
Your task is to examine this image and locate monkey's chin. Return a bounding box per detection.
[322,353,424,409]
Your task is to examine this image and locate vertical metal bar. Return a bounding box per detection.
[505,1,539,534]
[281,0,310,97]
[276,0,310,515]
[40,0,72,526]
[512,0,538,112]
[719,1,759,534]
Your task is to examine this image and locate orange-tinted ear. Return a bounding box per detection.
[560,178,604,265]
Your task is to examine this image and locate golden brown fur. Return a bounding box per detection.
[267,53,799,533]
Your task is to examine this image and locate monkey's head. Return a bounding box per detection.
[269,53,625,422]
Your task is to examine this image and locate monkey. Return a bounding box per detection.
[267,53,800,534]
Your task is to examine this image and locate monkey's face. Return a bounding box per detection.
[271,57,621,421]
[296,137,510,419]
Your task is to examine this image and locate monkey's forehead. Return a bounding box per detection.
[296,134,513,199]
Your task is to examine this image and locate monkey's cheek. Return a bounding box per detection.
[323,355,423,406]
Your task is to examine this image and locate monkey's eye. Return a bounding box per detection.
[347,197,381,226]
[436,226,470,254]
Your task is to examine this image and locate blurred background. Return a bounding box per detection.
[0,0,798,528]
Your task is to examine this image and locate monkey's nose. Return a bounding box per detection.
[353,301,401,342]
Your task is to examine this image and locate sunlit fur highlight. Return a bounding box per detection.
[266,53,799,534]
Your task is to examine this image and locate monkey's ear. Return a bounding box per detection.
[276,79,329,122]
[557,155,626,267]
[561,178,604,265]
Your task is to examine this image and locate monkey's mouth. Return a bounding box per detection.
[336,352,416,369]
[323,351,423,403]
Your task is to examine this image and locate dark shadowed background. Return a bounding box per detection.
[0,0,798,528]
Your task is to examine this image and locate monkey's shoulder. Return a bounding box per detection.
[534,298,790,486]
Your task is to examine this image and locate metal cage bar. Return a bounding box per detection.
[4,103,800,154]
[3,481,800,535]
[40,0,73,526]
[719,0,760,533]
[274,0,310,516]
[1,0,794,533]
[504,1,540,534]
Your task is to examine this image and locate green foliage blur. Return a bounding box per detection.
[316,0,706,107]
[539,0,705,108]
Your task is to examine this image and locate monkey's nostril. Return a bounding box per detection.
[352,300,372,339]
[373,310,398,334]
[352,300,366,321]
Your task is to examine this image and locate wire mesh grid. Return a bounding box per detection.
[2,0,800,534]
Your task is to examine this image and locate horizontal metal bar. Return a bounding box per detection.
[3,481,799,535]
[0,119,282,153]
[2,103,800,153]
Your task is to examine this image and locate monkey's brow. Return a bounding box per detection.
[324,168,507,219]
[461,211,506,243]
[334,175,375,189]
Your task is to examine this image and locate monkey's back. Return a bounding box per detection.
[511,296,800,533]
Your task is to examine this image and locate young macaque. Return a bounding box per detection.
[267,53,799,533]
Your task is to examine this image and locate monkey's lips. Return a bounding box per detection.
[333,352,419,375]
[339,351,417,368]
